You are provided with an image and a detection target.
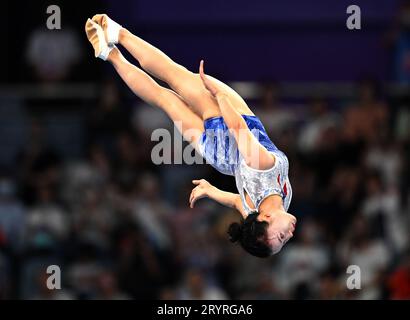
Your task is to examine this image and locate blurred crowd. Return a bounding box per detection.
[0,76,409,300]
[1,0,410,301]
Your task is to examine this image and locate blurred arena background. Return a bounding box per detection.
[0,0,409,299]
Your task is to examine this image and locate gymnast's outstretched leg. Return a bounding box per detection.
[85,19,204,148]
[91,14,254,120]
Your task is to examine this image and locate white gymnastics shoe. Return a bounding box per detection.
[92,14,122,45]
[85,18,114,61]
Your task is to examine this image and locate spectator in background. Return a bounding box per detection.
[317,270,344,300]
[16,118,61,206]
[177,267,228,300]
[360,172,408,255]
[255,83,298,138]
[387,250,410,299]
[343,79,389,145]
[320,166,363,238]
[159,286,179,300]
[0,252,11,299]
[387,0,410,84]
[282,159,316,219]
[365,138,402,188]
[338,214,391,299]
[25,182,69,249]
[72,187,116,252]
[298,97,340,154]
[168,189,218,267]
[66,253,105,299]
[239,269,286,300]
[130,173,173,251]
[87,80,132,155]
[94,270,131,300]
[274,219,330,298]
[394,96,410,141]
[0,177,26,252]
[132,100,173,141]
[61,143,111,210]
[113,131,147,188]
[29,270,74,300]
[26,27,82,82]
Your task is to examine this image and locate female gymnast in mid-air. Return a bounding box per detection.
[85,15,296,258]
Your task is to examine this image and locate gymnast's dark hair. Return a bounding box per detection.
[227,213,273,258]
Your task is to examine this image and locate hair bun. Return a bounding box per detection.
[227,223,242,243]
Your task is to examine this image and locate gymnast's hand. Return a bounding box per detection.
[199,60,220,97]
[189,179,213,208]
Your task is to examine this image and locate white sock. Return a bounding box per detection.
[105,16,122,45]
[98,44,115,61]
[94,21,114,61]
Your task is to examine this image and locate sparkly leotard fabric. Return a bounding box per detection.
[198,115,292,215]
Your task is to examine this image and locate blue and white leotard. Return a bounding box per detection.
[198,115,292,216]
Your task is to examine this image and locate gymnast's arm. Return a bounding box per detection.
[189,179,247,218]
[199,60,275,170]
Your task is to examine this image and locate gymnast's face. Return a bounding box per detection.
[257,210,297,254]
